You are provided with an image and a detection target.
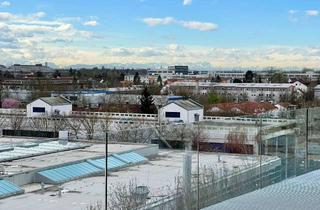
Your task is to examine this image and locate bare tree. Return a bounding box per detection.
[29,114,49,131]
[172,124,191,147]
[8,114,24,132]
[0,114,7,128]
[107,179,144,210]
[190,122,207,150]
[86,202,103,210]
[66,116,82,139]
[111,122,131,142]
[99,115,112,134]
[81,114,99,140]
[51,115,68,137]
[225,128,250,154]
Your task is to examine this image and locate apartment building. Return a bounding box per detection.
[164,81,307,103]
[9,63,52,73]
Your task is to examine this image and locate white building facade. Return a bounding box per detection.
[124,74,149,84]
[27,97,72,117]
[314,85,320,100]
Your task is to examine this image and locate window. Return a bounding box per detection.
[33,107,45,113]
[165,112,180,118]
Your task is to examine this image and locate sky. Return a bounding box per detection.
[0,0,320,69]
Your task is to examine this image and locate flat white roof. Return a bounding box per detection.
[0,150,279,210]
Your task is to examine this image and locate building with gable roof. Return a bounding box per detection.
[26,96,72,117]
[159,99,203,123]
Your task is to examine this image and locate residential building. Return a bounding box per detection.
[124,73,149,84]
[9,63,52,73]
[26,96,72,117]
[164,81,307,103]
[213,82,306,103]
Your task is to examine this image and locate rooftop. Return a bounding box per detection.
[169,99,203,110]
[0,150,279,210]
[206,102,277,115]
[39,96,72,106]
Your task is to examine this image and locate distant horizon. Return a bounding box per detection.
[1,62,319,71]
[0,0,319,68]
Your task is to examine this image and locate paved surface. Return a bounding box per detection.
[203,169,320,210]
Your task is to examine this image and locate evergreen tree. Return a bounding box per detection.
[140,86,155,114]
[35,71,43,78]
[244,70,254,83]
[216,75,221,82]
[270,72,288,83]
[157,75,163,86]
[119,73,125,81]
[133,72,140,85]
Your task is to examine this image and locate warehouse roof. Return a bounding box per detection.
[167,99,203,110]
[39,96,71,106]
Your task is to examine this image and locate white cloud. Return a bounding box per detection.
[180,21,218,31]
[306,10,319,17]
[142,17,175,26]
[82,20,98,26]
[142,17,218,31]
[0,1,10,7]
[0,11,318,69]
[183,0,192,6]
[1,41,319,68]
[0,11,96,65]
[0,12,14,21]
[32,11,46,18]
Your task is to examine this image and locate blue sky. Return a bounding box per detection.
[0,0,320,68]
